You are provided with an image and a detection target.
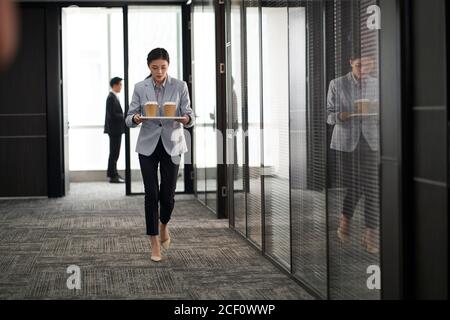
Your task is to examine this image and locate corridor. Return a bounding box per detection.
[0,183,312,299]
[0,0,448,302]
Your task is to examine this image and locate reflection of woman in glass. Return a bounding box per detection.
[326,53,379,253]
[125,48,195,262]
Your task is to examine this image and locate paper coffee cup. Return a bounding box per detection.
[144,101,159,117]
[163,101,177,117]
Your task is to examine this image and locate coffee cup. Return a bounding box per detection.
[163,101,177,117]
[354,99,370,114]
[144,101,159,117]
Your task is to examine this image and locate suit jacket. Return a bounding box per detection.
[104,92,125,135]
[125,75,195,157]
[326,72,379,152]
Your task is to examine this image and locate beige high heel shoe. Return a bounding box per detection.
[151,255,162,262]
[161,237,171,250]
[160,224,171,250]
[150,236,162,262]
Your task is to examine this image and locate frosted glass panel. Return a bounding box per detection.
[262,6,291,268]
[192,1,216,208]
[62,7,124,173]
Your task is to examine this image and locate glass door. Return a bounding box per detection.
[62,7,125,187]
[62,4,188,196]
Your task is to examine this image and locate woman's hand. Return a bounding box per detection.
[133,113,143,125]
[175,114,190,125]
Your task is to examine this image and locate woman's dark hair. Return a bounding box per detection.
[147,48,170,66]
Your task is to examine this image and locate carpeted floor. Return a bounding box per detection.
[0,182,313,300]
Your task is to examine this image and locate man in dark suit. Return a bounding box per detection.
[104,77,125,183]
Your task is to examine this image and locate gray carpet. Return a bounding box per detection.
[0,182,313,300]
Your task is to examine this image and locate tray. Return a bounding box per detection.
[141,116,185,120]
[348,113,378,118]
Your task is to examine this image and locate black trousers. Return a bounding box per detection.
[139,137,180,236]
[107,134,122,178]
[340,136,379,229]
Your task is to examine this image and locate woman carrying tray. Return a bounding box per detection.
[125,48,195,262]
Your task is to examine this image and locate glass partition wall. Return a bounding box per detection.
[225,0,381,299]
[261,3,291,269]
[291,1,328,297]
[325,0,381,300]
[227,0,247,236]
[191,0,218,212]
[245,4,263,248]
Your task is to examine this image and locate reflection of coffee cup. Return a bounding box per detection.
[163,102,177,117]
[354,99,370,114]
[144,101,159,117]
